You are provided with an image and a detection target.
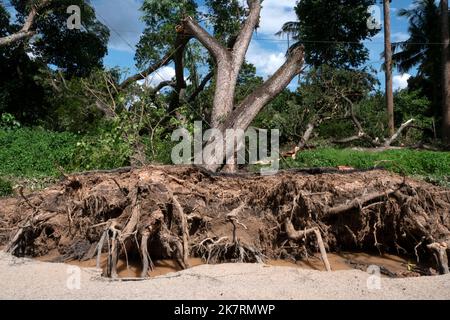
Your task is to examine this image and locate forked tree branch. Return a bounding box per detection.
[0,0,51,47]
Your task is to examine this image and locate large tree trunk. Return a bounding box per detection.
[441,0,450,145]
[383,0,395,137]
[180,0,305,171]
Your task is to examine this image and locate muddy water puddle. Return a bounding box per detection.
[35,251,420,279]
[268,252,417,277]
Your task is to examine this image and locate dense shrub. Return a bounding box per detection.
[0,128,78,177]
[71,117,136,171]
[0,177,12,197]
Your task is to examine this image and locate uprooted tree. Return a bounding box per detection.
[1,0,449,281]
[284,66,419,152]
[120,0,304,172]
[1,166,449,279]
[181,1,303,171]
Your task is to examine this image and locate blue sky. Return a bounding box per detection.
[4,0,419,91]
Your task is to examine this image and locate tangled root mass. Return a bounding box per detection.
[0,166,449,277]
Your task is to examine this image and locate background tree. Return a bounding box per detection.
[12,0,109,77]
[277,0,378,69]
[392,0,448,137]
[441,0,450,145]
[0,0,109,125]
[0,0,50,47]
[383,0,395,136]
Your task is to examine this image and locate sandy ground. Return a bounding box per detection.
[0,251,449,300]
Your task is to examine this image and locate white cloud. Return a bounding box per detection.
[246,42,286,77]
[370,32,384,40]
[238,0,296,77]
[370,31,409,43]
[392,32,409,42]
[393,73,411,91]
[258,0,297,36]
[138,66,176,87]
[92,0,144,52]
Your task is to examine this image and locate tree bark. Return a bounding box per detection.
[180,1,263,128]
[383,0,395,136]
[200,46,304,172]
[441,0,450,145]
[222,46,304,133]
[180,17,234,127]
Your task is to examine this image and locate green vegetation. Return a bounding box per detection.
[0,177,12,197]
[0,124,175,179]
[278,0,378,68]
[0,128,78,177]
[0,1,449,188]
[283,148,450,185]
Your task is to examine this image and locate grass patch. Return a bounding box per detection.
[1,127,448,189]
[283,148,450,186]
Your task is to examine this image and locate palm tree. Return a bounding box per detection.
[392,0,441,79]
[275,21,301,52]
[391,0,446,123]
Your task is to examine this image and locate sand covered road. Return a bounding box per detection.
[0,252,449,300]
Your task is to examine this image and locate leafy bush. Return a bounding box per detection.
[355,92,388,140]
[0,128,78,177]
[36,68,120,133]
[71,115,138,171]
[0,112,21,130]
[394,89,433,143]
[143,134,176,165]
[355,90,433,145]
[0,177,12,197]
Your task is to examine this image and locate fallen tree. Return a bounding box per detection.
[0,166,449,278]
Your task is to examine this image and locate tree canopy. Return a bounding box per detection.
[278,0,379,68]
[0,0,109,124]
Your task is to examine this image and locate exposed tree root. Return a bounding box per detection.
[427,242,449,274]
[1,165,449,277]
[284,219,331,271]
[194,237,264,264]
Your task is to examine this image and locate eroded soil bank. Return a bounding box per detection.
[0,165,449,278]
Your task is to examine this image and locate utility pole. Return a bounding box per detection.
[383,0,395,136]
[441,0,450,145]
